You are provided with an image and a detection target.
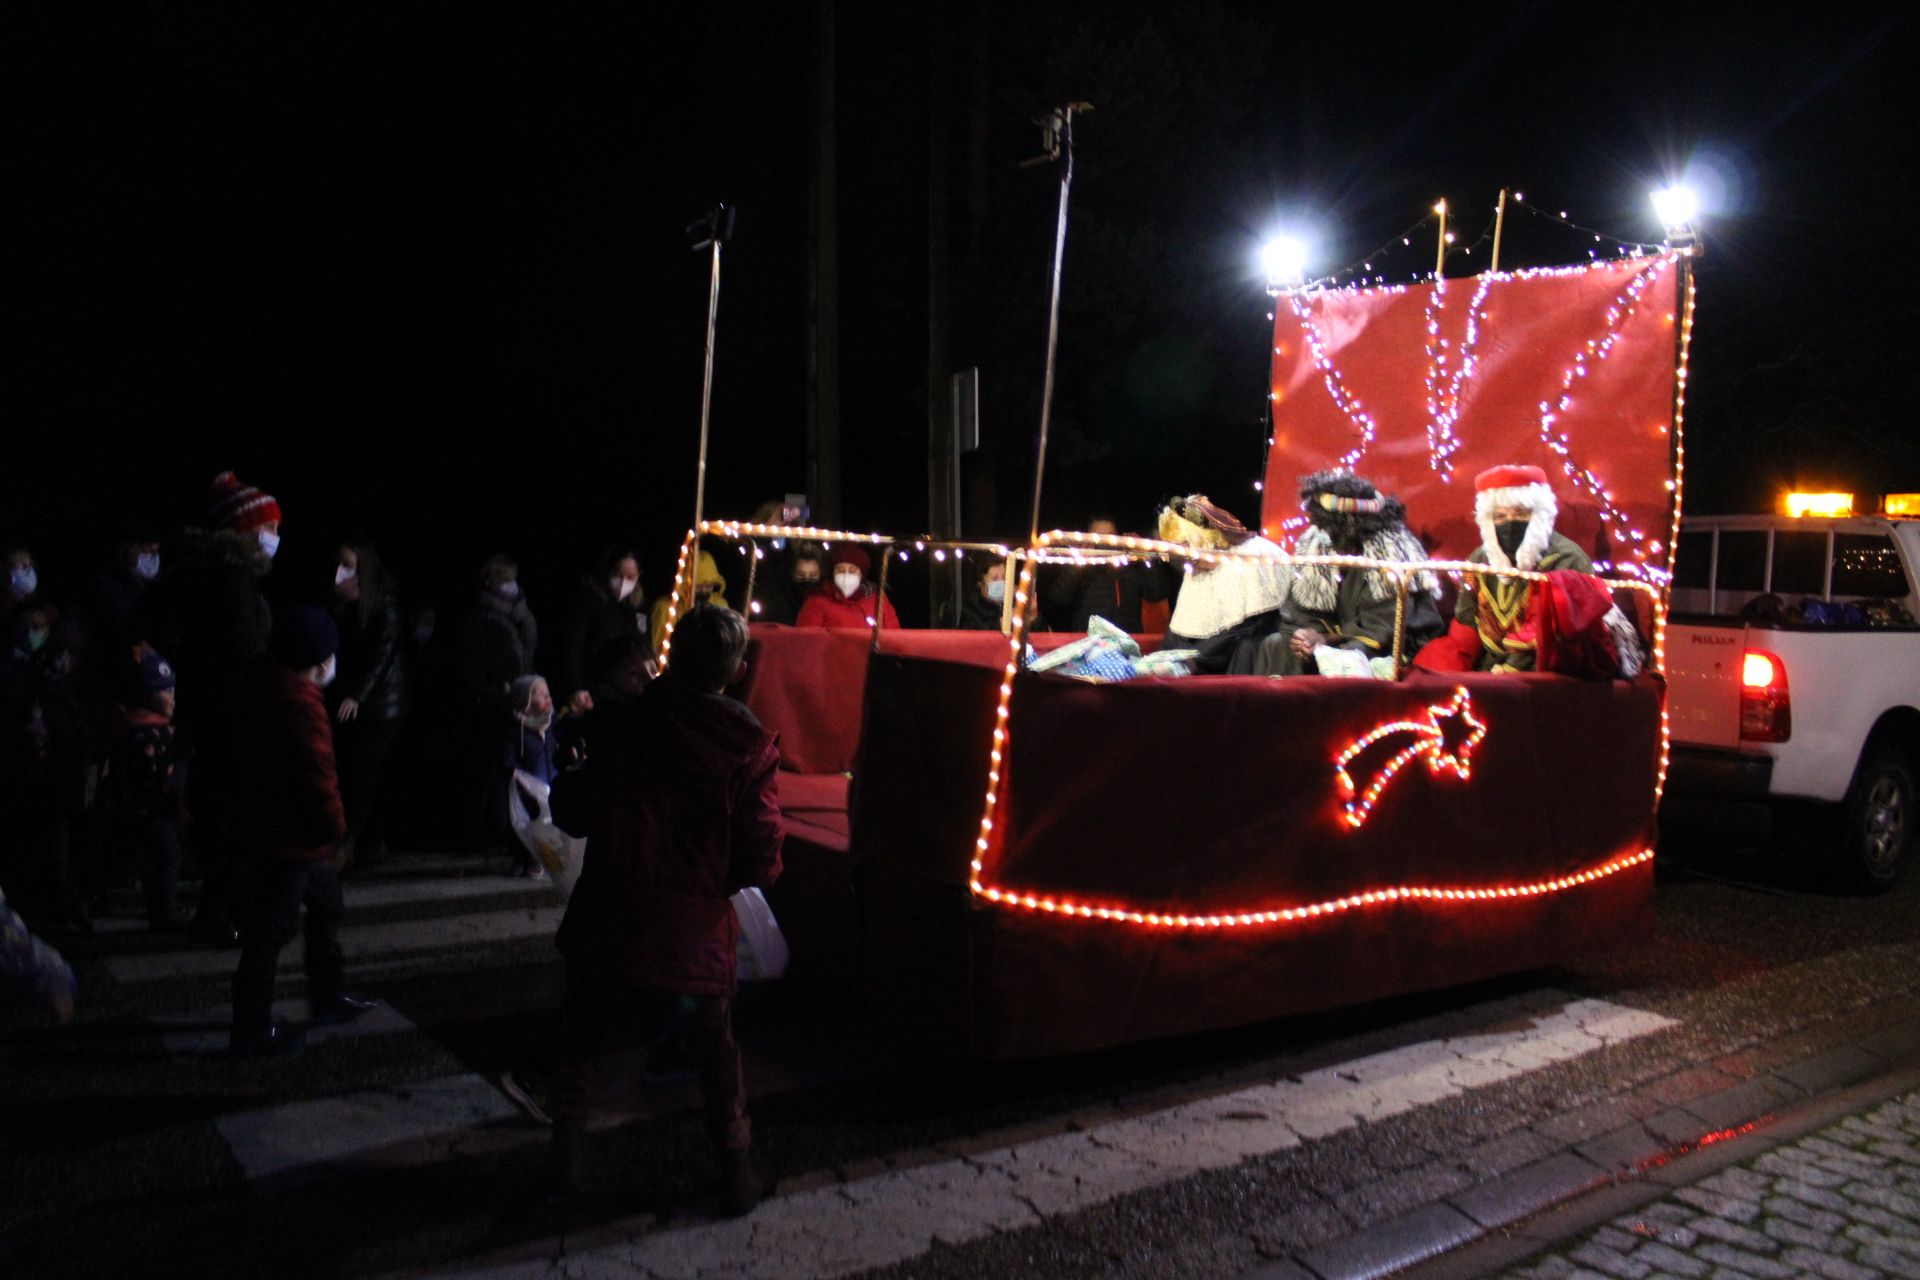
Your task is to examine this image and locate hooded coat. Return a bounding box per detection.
[551,674,783,995]
[649,552,731,656]
[794,581,902,630]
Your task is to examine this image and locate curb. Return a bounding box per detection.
[1238,1032,1920,1280]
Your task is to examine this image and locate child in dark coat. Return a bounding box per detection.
[99,644,189,929]
[548,605,782,1216]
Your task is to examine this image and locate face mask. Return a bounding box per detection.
[10,567,37,597]
[412,625,434,647]
[25,627,49,653]
[794,573,820,590]
[257,530,280,560]
[610,576,637,601]
[1494,520,1530,560]
[335,564,357,587]
[134,552,161,581]
[517,706,554,732]
[317,655,337,687]
[985,579,1007,604]
[496,580,521,601]
[834,571,862,598]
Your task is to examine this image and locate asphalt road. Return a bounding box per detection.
[3,823,1917,1280]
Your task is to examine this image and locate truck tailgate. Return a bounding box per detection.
[1666,622,1745,749]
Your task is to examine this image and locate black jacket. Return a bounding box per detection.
[958,591,1005,631]
[1042,561,1171,634]
[129,530,272,741]
[333,592,410,723]
[454,590,538,719]
[559,581,646,699]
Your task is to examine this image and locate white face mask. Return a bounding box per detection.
[317,655,337,687]
[335,564,357,587]
[610,575,637,602]
[985,578,1007,604]
[10,567,38,597]
[257,530,280,560]
[134,552,161,581]
[496,580,521,601]
[834,570,862,598]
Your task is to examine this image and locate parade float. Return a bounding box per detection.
[660,160,1698,1057]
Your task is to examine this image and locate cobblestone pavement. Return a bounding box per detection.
[1495,1092,1920,1280]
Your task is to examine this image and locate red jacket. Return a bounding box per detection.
[233,664,347,862]
[552,673,783,995]
[794,584,901,631]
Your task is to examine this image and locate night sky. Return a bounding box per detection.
[13,3,1918,621]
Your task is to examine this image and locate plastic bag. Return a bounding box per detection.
[1311,645,1381,679]
[1028,616,1147,682]
[732,888,790,981]
[508,770,587,901]
[1134,648,1201,678]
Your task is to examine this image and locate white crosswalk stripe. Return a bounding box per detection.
[102,860,562,1185]
[216,1074,521,1182]
[104,903,564,984]
[424,995,1679,1280]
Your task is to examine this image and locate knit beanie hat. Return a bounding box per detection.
[269,606,339,670]
[125,642,177,700]
[208,470,283,533]
[826,544,872,576]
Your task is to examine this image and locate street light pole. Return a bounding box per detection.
[1023,103,1089,551]
[688,203,734,612]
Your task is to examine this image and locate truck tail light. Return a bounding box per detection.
[1739,649,1791,742]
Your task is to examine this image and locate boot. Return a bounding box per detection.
[718,1147,764,1218]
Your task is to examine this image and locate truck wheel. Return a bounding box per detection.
[1844,747,1916,893]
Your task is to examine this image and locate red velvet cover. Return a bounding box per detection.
[1263,256,1682,577]
[737,626,1160,777]
[859,660,1660,1058]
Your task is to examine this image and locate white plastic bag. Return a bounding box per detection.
[508,770,587,901]
[732,887,790,981]
[1313,645,1385,678]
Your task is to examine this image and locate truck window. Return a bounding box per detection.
[1831,533,1909,598]
[1673,531,1712,589]
[1771,530,1827,597]
[1717,530,1767,594]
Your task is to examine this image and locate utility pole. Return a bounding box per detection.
[806,0,843,527]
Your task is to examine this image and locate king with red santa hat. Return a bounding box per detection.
[1438,464,1593,672]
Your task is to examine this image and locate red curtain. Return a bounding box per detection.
[1262,256,1682,577]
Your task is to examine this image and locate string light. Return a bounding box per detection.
[654,530,699,673]
[1654,252,1698,803]
[1529,254,1676,576]
[1421,274,1494,479]
[1275,253,1681,580]
[1334,686,1486,830]
[974,848,1655,931]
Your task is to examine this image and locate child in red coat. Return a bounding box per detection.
[228,607,376,1054]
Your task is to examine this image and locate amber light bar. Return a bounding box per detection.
[1782,492,1854,518]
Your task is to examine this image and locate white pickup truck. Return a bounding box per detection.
[1662,508,1920,889]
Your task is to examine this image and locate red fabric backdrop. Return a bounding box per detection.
[1262,256,1682,576]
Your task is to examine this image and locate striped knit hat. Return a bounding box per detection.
[208,471,282,533]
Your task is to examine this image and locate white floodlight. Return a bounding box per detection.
[1650,185,1699,234]
[1261,236,1308,294]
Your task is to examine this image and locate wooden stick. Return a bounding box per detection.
[1490,189,1509,273]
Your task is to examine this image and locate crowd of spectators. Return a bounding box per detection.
[0,473,1170,1024]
